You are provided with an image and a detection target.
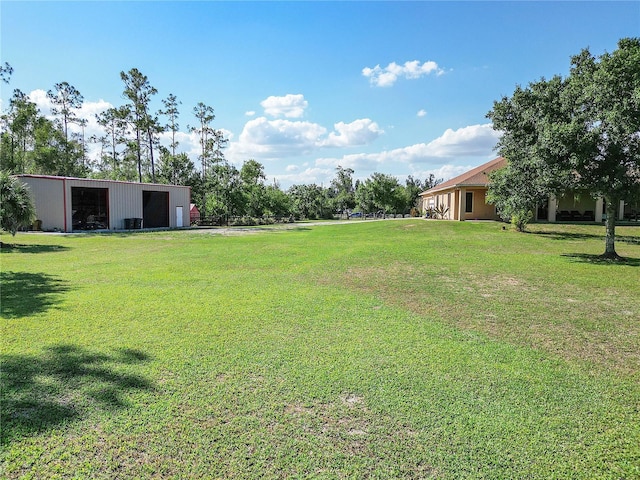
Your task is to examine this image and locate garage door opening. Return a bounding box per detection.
[143,191,169,228]
[71,187,109,230]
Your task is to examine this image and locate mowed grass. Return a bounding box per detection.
[1,220,639,479]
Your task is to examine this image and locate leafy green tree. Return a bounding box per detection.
[74,118,89,170]
[488,38,640,256]
[354,179,376,214]
[488,76,574,232]
[32,116,85,177]
[240,159,267,217]
[1,90,84,177]
[206,162,243,222]
[95,106,129,178]
[47,82,83,143]
[191,102,214,179]
[328,166,356,214]
[0,134,13,173]
[190,102,228,217]
[159,93,181,158]
[0,171,35,239]
[46,82,86,177]
[486,166,538,231]
[157,149,199,187]
[264,183,292,218]
[145,113,163,182]
[0,62,13,84]
[288,184,330,219]
[121,68,157,182]
[357,172,402,216]
[423,173,443,190]
[191,102,227,180]
[402,175,425,214]
[1,90,38,173]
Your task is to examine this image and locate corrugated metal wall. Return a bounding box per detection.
[17,176,191,232]
[20,176,67,231]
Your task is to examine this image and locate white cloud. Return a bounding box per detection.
[423,123,500,157]
[227,115,384,163]
[227,116,327,160]
[28,89,53,116]
[28,89,113,157]
[245,110,256,117]
[315,123,500,172]
[26,90,114,162]
[273,166,334,187]
[260,94,308,118]
[417,109,427,117]
[27,89,111,139]
[409,165,474,184]
[322,119,384,147]
[362,60,444,87]
[158,130,201,157]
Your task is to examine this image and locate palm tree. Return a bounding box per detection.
[1,172,35,243]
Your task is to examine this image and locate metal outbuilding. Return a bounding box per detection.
[16,175,191,232]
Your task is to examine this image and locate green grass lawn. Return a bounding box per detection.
[1,220,639,479]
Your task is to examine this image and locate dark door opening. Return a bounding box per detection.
[143,191,169,228]
[71,187,109,230]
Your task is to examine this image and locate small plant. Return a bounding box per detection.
[0,172,36,242]
[510,210,534,232]
[432,203,450,219]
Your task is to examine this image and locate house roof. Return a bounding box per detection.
[420,157,507,196]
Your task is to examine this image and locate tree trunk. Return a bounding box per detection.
[111,129,117,174]
[136,128,142,183]
[147,128,155,183]
[603,198,620,259]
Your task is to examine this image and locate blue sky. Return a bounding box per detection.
[2,1,638,188]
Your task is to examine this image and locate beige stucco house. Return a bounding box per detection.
[419,157,507,221]
[419,157,636,222]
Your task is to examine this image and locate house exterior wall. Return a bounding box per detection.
[546,193,626,222]
[423,187,499,221]
[462,188,499,220]
[419,157,634,224]
[17,175,191,232]
[555,194,598,216]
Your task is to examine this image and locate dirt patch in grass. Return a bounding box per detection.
[282,395,437,476]
[338,263,640,377]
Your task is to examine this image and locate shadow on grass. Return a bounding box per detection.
[1,345,153,445]
[531,231,640,245]
[0,243,71,254]
[0,271,71,318]
[561,253,640,266]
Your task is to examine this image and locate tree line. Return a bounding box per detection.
[0,64,441,221]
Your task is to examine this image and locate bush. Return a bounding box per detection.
[0,172,36,236]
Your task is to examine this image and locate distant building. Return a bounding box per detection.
[17,175,191,232]
[190,203,200,225]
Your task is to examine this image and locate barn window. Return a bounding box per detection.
[71,187,109,230]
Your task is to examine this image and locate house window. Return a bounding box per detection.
[465,192,473,213]
[447,193,451,207]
